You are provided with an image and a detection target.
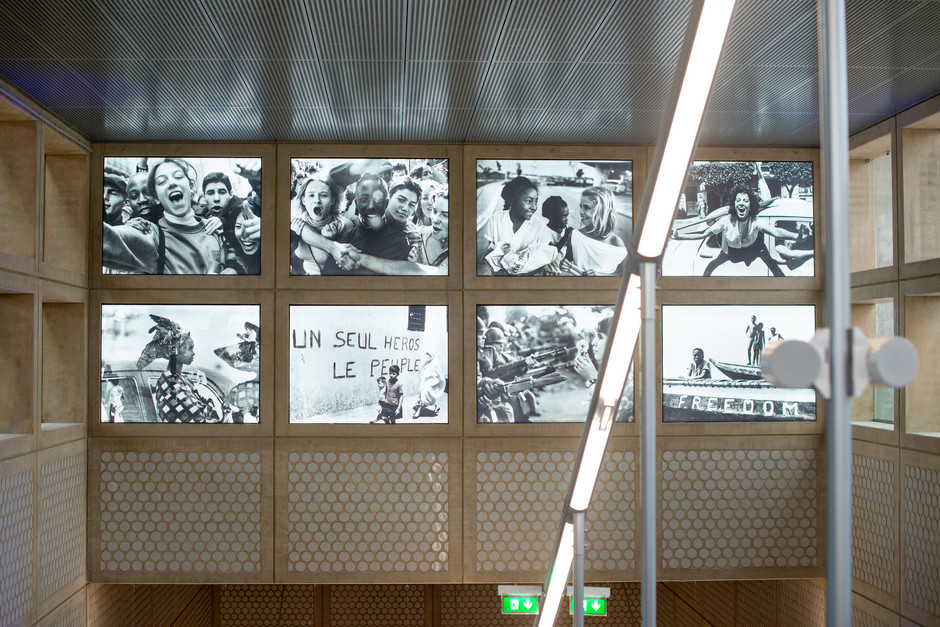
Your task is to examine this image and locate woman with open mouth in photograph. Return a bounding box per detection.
[102,158,224,274]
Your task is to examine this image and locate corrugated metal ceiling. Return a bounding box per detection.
[0,0,937,145]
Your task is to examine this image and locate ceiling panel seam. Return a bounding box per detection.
[523,0,620,143]
[298,0,338,142]
[461,0,512,141]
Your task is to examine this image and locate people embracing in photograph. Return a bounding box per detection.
[101,157,261,275]
[289,158,449,276]
[475,159,633,277]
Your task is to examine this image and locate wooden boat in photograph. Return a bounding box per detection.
[662,374,815,423]
[707,358,762,380]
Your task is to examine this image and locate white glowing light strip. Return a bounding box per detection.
[536,522,574,627]
[598,272,643,406]
[569,407,614,511]
[636,0,737,258]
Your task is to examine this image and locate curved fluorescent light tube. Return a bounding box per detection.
[536,522,574,627]
[636,0,737,258]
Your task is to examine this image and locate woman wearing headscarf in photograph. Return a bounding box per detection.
[476,175,557,275]
[137,315,224,423]
[558,186,627,276]
[290,175,349,275]
[102,158,224,274]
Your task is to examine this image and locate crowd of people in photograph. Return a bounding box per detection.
[289,158,449,275]
[477,176,628,276]
[102,158,261,275]
[476,307,620,423]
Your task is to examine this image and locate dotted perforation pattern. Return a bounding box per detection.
[86,583,124,626]
[588,450,638,574]
[661,449,818,571]
[219,584,285,626]
[474,450,573,574]
[40,595,85,627]
[903,462,940,618]
[39,448,85,601]
[736,579,776,625]
[98,451,263,575]
[852,452,897,596]
[0,463,34,626]
[286,451,449,574]
[330,584,426,627]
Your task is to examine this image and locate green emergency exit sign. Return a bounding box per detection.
[569,597,608,616]
[502,596,539,614]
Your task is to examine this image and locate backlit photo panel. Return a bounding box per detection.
[662,161,814,277]
[476,304,633,423]
[661,305,816,422]
[289,305,449,424]
[475,159,633,277]
[288,158,449,276]
[100,304,261,423]
[102,157,262,275]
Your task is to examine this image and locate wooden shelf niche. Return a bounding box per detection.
[849,130,894,273]
[0,287,36,458]
[850,295,896,430]
[0,98,39,269]
[901,107,940,265]
[40,294,86,445]
[41,124,89,282]
[903,291,940,440]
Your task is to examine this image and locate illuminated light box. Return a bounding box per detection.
[288,158,450,276]
[289,305,448,424]
[476,304,633,424]
[102,156,262,275]
[475,159,633,277]
[661,304,817,422]
[100,304,260,423]
[662,160,815,277]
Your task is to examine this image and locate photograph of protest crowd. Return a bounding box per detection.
[476,304,633,423]
[289,158,449,276]
[289,305,449,424]
[475,159,632,277]
[100,304,261,424]
[661,304,816,422]
[663,161,815,277]
[102,157,261,275]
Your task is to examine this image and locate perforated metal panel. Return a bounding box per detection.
[0,455,33,626]
[330,584,426,627]
[902,454,940,621]
[38,443,85,604]
[852,444,898,607]
[778,580,825,626]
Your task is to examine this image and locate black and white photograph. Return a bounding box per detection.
[476,305,633,423]
[661,305,816,422]
[102,156,262,275]
[289,305,449,424]
[289,158,449,276]
[662,161,815,277]
[100,304,261,423]
[475,159,632,277]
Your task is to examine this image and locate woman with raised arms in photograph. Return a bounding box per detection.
[102,158,224,274]
[670,186,808,277]
[477,175,558,275]
[558,186,627,276]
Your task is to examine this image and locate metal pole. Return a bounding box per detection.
[572,511,585,627]
[640,261,657,626]
[819,0,852,624]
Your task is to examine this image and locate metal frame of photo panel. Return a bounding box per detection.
[275,289,462,439]
[91,143,277,290]
[655,289,825,438]
[655,146,821,292]
[88,289,275,438]
[463,145,646,291]
[463,290,637,439]
[276,144,462,292]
